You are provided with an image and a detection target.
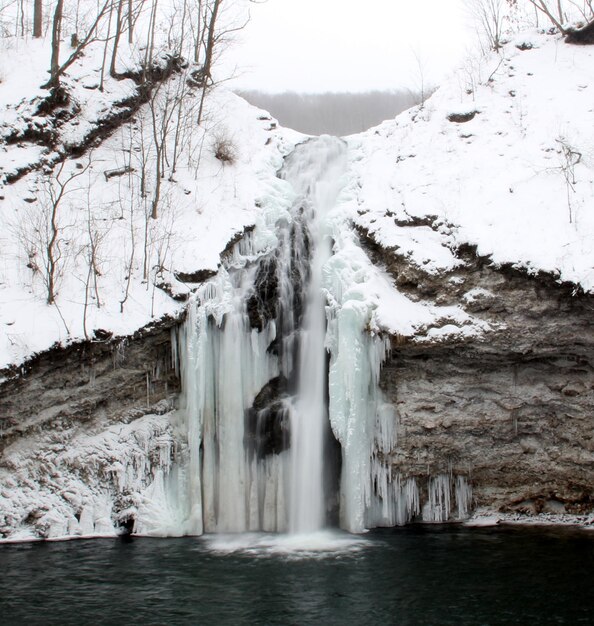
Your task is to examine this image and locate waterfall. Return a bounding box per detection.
[283,138,347,533]
[172,136,472,538]
[175,136,349,535]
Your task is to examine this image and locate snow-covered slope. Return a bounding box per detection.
[0,37,301,373]
[347,29,594,301]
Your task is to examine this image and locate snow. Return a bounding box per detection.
[0,36,300,372]
[4,29,593,371]
[347,29,594,295]
[0,407,182,540]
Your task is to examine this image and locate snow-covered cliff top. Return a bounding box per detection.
[0,37,301,371]
[347,29,594,289]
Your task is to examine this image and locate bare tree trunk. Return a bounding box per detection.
[193,0,204,63]
[48,0,64,90]
[197,0,223,124]
[202,0,222,83]
[144,0,159,76]
[33,0,42,38]
[128,0,134,43]
[42,0,112,90]
[46,200,59,304]
[527,0,567,32]
[19,0,25,36]
[99,1,114,91]
[110,0,125,78]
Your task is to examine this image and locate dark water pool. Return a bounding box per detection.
[1,525,593,625]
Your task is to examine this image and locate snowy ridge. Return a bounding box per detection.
[347,29,594,298]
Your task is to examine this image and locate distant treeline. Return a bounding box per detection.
[237,90,421,136]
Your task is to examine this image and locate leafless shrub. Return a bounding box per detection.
[213,132,237,164]
[556,136,582,223]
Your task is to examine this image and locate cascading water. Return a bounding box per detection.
[283,139,347,534]
[170,135,473,539]
[174,136,348,536]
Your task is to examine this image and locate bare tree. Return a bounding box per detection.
[524,0,594,33]
[526,0,567,29]
[17,160,90,305]
[46,0,64,91]
[556,136,582,223]
[410,47,430,107]
[109,0,125,77]
[33,0,42,37]
[466,0,507,50]
[79,178,110,338]
[43,0,113,90]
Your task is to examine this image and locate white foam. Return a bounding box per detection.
[202,530,370,559]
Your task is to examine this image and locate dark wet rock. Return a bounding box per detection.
[565,20,594,45]
[447,111,478,123]
[247,256,279,331]
[174,269,216,284]
[245,376,290,457]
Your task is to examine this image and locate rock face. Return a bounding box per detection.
[0,317,182,540]
[2,240,594,538]
[376,245,594,515]
[0,316,181,450]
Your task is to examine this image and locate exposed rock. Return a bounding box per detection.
[173,268,216,284]
[565,20,594,45]
[245,376,290,458]
[371,240,594,515]
[447,111,478,123]
[247,255,279,331]
[0,315,182,453]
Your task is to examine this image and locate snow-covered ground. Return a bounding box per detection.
[0,36,301,373]
[2,28,594,371]
[347,29,594,297]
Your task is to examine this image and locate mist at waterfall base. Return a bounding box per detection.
[2,526,594,624]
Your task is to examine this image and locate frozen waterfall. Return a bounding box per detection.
[172,136,472,538]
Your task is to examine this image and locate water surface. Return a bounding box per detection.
[1,525,593,625]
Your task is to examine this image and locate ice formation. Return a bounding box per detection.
[174,136,474,537]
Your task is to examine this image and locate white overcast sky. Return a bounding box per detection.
[221,0,476,92]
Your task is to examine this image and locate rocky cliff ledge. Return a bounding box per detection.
[0,316,181,539]
[0,316,181,448]
[374,241,594,516]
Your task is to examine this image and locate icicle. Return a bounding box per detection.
[455,475,473,519]
[172,162,299,535]
[423,474,453,522]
